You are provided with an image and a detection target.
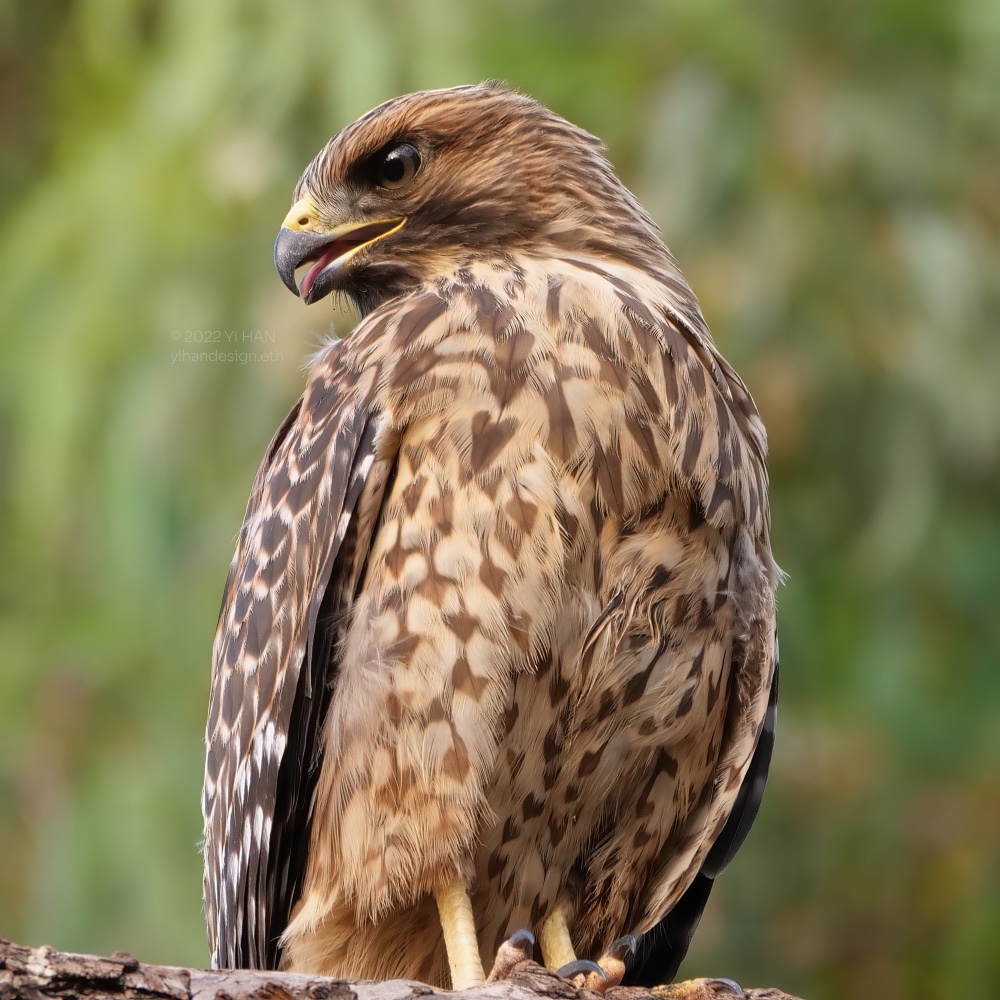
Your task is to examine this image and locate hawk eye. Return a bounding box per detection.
[374,143,421,189]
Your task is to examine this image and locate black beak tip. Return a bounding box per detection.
[274,228,302,297]
[274,227,340,298]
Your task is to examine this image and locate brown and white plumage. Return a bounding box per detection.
[202,82,780,988]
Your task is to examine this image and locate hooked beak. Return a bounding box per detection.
[273,196,406,304]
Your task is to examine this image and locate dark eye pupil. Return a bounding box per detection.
[382,156,406,183]
[374,143,419,188]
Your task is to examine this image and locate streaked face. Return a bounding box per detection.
[273,84,658,315]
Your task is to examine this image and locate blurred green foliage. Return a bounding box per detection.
[1,1,998,998]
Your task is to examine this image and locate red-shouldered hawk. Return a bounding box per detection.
[202,82,780,995]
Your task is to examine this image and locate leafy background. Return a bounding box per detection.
[1,2,998,998]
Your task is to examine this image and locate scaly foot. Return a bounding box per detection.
[653,978,744,999]
[584,935,637,992]
[487,929,537,982]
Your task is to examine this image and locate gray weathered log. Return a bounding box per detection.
[0,937,802,1000]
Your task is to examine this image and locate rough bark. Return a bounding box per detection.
[0,937,802,1000]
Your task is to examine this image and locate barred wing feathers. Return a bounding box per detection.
[201,309,407,970]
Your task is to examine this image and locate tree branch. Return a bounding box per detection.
[0,937,802,1000]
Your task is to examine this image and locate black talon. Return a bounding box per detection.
[557,959,606,981]
[704,980,743,996]
[606,935,637,959]
[508,929,536,953]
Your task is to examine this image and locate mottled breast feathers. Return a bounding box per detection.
[202,251,778,977]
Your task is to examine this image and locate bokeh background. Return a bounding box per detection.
[1,2,998,998]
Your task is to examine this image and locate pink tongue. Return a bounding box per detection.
[300,243,346,298]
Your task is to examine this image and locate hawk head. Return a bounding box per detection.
[274,82,666,314]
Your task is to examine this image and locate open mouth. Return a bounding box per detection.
[274,217,406,305]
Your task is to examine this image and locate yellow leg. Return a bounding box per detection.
[539,905,577,971]
[435,882,486,990]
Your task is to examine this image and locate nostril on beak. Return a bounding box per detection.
[281,196,321,233]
